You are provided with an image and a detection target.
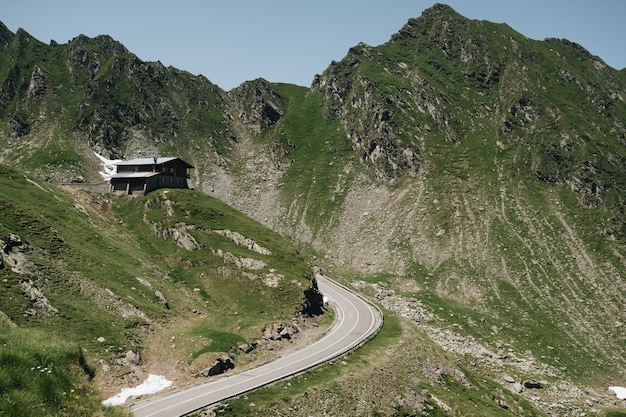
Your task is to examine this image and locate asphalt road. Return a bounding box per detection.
[130,276,383,417]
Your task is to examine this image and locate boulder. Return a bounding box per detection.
[262,322,298,341]
[523,380,542,389]
[197,355,234,377]
[123,350,142,366]
[503,374,515,383]
[279,325,297,340]
[154,290,169,308]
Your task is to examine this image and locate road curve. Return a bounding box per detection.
[130,276,383,417]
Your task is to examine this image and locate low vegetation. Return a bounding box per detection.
[0,323,129,417]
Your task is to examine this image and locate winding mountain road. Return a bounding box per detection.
[130,276,383,417]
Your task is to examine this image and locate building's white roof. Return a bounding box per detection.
[114,157,178,166]
[110,172,161,179]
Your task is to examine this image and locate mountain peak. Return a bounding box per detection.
[67,33,129,55]
[419,2,465,24]
[424,3,458,15]
[0,21,13,48]
[391,3,479,46]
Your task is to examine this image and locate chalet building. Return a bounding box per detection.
[110,157,193,196]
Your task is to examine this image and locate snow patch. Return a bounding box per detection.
[102,374,172,406]
[609,386,626,400]
[94,152,122,181]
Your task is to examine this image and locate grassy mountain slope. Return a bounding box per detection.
[0,164,320,415]
[286,3,626,409]
[0,323,128,417]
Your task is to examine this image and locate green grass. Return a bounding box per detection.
[0,323,129,417]
[189,327,247,360]
[260,85,360,232]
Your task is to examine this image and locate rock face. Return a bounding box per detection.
[312,53,423,181]
[1,233,36,274]
[20,278,59,316]
[8,115,30,138]
[27,64,49,100]
[213,229,271,255]
[144,218,201,251]
[229,78,286,134]
[300,274,325,317]
[1,234,59,316]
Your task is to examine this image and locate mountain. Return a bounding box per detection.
[1,3,626,416]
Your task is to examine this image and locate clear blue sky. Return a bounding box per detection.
[3,1,625,90]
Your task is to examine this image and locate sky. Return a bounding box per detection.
[2,1,625,91]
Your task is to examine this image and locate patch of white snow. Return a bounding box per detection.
[94,152,122,181]
[609,386,626,400]
[102,374,172,406]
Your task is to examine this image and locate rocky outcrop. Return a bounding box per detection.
[8,114,30,138]
[1,233,36,274]
[241,321,300,354]
[197,354,235,377]
[143,217,201,251]
[313,57,423,181]
[27,64,50,100]
[213,229,271,255]
[195,319,304,378]
[213,248,267,270]
[193,270,327,382]
[300,272,325,317]
[229,78,286,134]
[261,322,299,341]
[20,279,59,316]
[120,350,142,366]
[1,234,58,316]
[135,277,170,309]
